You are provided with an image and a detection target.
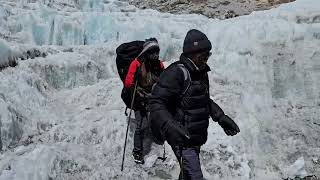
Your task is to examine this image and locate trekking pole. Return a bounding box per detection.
[121,81,138,171]
[180,146,184,180]
[158,144,167,161]
[162,144,166,161]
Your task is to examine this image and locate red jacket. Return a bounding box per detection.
[125,58,164,89]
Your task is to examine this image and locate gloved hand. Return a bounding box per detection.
[136,87,151,111]
[136,87,151,98]
[166,129,184,146]
[218,115,240,136]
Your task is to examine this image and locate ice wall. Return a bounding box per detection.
[26,52,102,89]
[0,66,57,151]
[1,0,131,46]
[203,3,320,178]
[0,39,16,69]
[0,0,207,60]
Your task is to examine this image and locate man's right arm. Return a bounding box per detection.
[209,99,240,136]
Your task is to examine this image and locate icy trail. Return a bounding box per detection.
[0,0,319,179]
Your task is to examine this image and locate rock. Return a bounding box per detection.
[220,1,231,6]
[127,0,296,19]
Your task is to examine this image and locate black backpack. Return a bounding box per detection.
[116,40,144,110]
[116,40,144,83]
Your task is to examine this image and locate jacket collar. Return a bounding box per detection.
[179,53,211,73]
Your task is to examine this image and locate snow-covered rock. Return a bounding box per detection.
[0,39,16,69]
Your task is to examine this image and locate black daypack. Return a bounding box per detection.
[116,40,144,110]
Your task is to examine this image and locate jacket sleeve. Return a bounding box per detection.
[204,71,225,122]
[209,99,225,122]
[149,64,185,139]
[124,59,141,88]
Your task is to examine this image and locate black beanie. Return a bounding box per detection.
[183,29,212,54]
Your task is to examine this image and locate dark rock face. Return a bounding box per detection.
[19,49,48,61]
[127,0,295,19]
[0,48,48,71]
[0,55,17,71]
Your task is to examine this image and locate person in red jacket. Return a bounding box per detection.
[124,38,164,164]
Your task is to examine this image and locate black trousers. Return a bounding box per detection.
[172,146,204,180]
[133,110,149,154]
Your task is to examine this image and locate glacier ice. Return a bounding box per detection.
[0,0,319,179]
[0,39,15,69]
[25,52,102,89]
[284,157,308,179]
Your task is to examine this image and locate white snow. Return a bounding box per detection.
[284,157,308,179]
[0,0,319,179]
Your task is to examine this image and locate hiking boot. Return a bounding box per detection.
[132,151,144,164]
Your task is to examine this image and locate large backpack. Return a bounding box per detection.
[116,40,144,110]
[116,40,144,83]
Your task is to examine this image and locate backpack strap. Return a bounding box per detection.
[177,64,191,98]
[177,64,191,137]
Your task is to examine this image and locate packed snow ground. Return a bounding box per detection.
[0,0,319,179]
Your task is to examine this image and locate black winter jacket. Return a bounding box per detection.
[150,54,214,146]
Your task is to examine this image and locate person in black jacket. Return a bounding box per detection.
[149,29,240,180]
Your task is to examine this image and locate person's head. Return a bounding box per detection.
[183,29,212,70]
[139,38,160,62]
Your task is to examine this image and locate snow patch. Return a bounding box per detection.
[283,157,308,179]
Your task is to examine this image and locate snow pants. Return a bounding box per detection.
[172,146,204,180]
[133,110,149,154]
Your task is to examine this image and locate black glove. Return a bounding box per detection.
[137,87,151,98]
[166,129,184,146]
[218,115,240,136]
[135,87,151,110]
